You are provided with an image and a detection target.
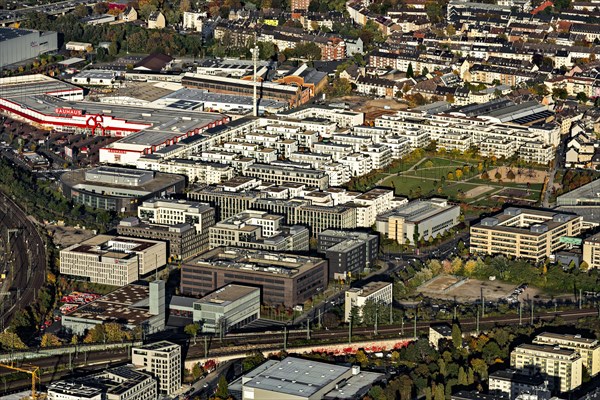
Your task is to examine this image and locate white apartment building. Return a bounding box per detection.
[383,136,412,158]
[364,143,393,169]
[183,11,205,31]
[339,153,372,177]
[375,110,559,163]
[323,162,352,186]
[136,157,235,184]
[510,344,582,393]
[289,152,333,169]
[533,332,600,376]
[60,235,167,286]
[312,142,354,161]
[331,134,373,152]
[344,281,392,322]
[489,369,549,399]
[137,198,215,234]
[132,341,182,396]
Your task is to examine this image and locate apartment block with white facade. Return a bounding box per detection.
[533,332,600,376]
[510,344,582,393]
[132,341,182,396]
[344,281,392,322]
[136,156,235,184]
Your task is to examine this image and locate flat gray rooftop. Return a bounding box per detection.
[244,357,350,397]
[162,88,287,109]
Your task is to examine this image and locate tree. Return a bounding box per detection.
[425,1,443,23]
[41,333,61,348]
[455,168,463,180]
[482,340,502,363]
[0,331,27,349]
[552,87,568,100]
[329,78,353,97]
[185,323,200,345]
[506,169,516,181]
[458,367,468,385]
[93,2,109,14]
[580,261,590,271]
[180,0,192,12]
[494,170,502,181]
[242,351,266,372]
[406,63,414,78]
[74,4,90,17]
[192,362,202,380]
[369,385,387,400]
[481,170,489,180]
[355,349,369,366]
[447,172,454,180]
[215,375,229,399]
[576,92,589,103]
[452,323,462,348]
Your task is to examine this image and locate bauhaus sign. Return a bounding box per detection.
[55,108,83,116]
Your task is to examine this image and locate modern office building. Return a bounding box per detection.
[238,357,384,400]
[376,198,461,245]
[583,232,600,269]
[318,229,379,279]
[470,208,583,262]
[117,217,206,261]
[326,239,369,280]
[0,28,58,66]
[344,281,392,322]
[193,284,260,333]
[62,282,166,335]
[510,344,583,392]
[209,210,309,252]
[489,369,551,399]
[180,247,328,307]
[132,341,181,396]
[59,235,167,286]
[318,230,379,262]
[116,199,216,260]
[533,332,600,376]
[137,199,215,231]
[47,367,157,400]
[60,167,186,212]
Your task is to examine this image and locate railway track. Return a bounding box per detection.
[0,192,47,330]
[1,307,597,394]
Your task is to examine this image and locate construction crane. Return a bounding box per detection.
[0,362,42,399]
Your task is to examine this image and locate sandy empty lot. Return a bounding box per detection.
[486,166,547,184]
[419,275,518,301]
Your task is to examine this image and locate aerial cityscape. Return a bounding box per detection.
[0,0,600,398]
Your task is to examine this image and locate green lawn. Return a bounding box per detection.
[383,176,438,197]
